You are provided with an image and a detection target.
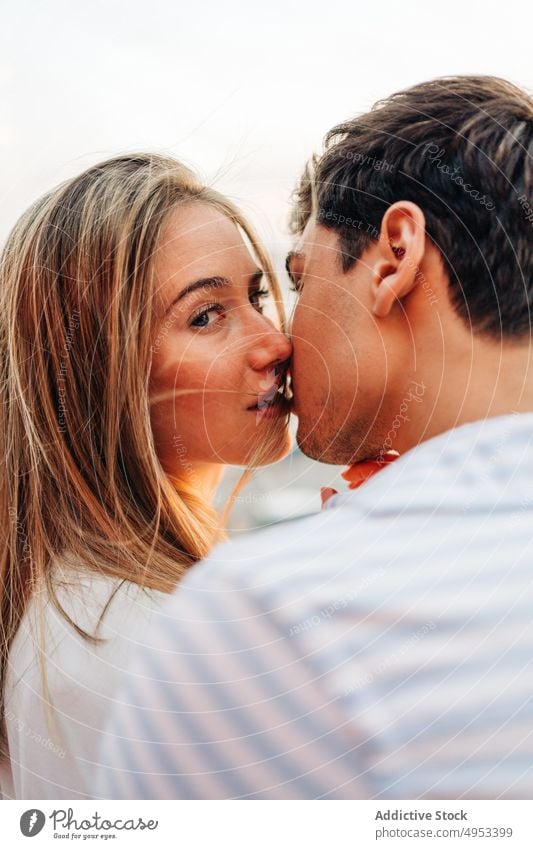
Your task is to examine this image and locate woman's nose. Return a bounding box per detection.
[246,319,292,372]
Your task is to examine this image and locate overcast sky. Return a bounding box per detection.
[2,0,532,274]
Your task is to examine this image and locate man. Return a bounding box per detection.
[94,76,533,799]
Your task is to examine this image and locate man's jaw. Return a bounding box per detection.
[296,415,392,466]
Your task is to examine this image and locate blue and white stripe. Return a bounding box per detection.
[93,413,533,799]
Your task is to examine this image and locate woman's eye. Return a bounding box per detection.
[249,287,269,313]
[189,304,224,329]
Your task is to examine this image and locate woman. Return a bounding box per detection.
[0,154,292,798]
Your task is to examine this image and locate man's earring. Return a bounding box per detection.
[391,245,405,258]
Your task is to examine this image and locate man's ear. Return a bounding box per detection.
[371,201,426,318]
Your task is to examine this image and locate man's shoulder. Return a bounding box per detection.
[178,500,385,605]
[171,411,533,609]
[221,502,359,553]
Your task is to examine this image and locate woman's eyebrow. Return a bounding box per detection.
[168,276,231,311]
[166,268,264,315]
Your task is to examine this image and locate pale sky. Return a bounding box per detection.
[1,0,532,520]
[2,0,532,275]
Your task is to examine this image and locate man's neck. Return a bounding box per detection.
[398,335,533,451]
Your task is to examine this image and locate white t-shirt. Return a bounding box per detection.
[0,563,166,799]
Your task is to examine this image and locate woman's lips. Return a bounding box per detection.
[247,387,291,418]
[251,383,280,410]
[246,361,292,416]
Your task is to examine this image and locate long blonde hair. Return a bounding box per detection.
[0,153,286,751]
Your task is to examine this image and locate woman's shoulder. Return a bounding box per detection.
[9,557,167,685]
[3,558,168,799]
[48,557,166,638]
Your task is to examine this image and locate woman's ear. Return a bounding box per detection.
[371,201,426,318]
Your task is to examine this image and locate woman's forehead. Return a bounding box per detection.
[157,203,253,275]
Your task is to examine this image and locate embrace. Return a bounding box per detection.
[1,74,532,800]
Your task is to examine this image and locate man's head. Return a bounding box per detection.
[288,76,533,464]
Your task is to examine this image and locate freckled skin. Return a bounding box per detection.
[149,204,292,490]
[290,221,413,464]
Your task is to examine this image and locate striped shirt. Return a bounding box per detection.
[94,413,533,799]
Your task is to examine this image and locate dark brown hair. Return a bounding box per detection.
[291,75,533,338]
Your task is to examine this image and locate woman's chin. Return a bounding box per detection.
[252,429,293,467]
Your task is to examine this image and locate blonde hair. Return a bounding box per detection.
[0,153,287,752]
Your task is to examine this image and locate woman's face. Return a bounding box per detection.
[149,203,292,482]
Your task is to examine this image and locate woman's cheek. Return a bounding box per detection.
[151,328,246,415]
